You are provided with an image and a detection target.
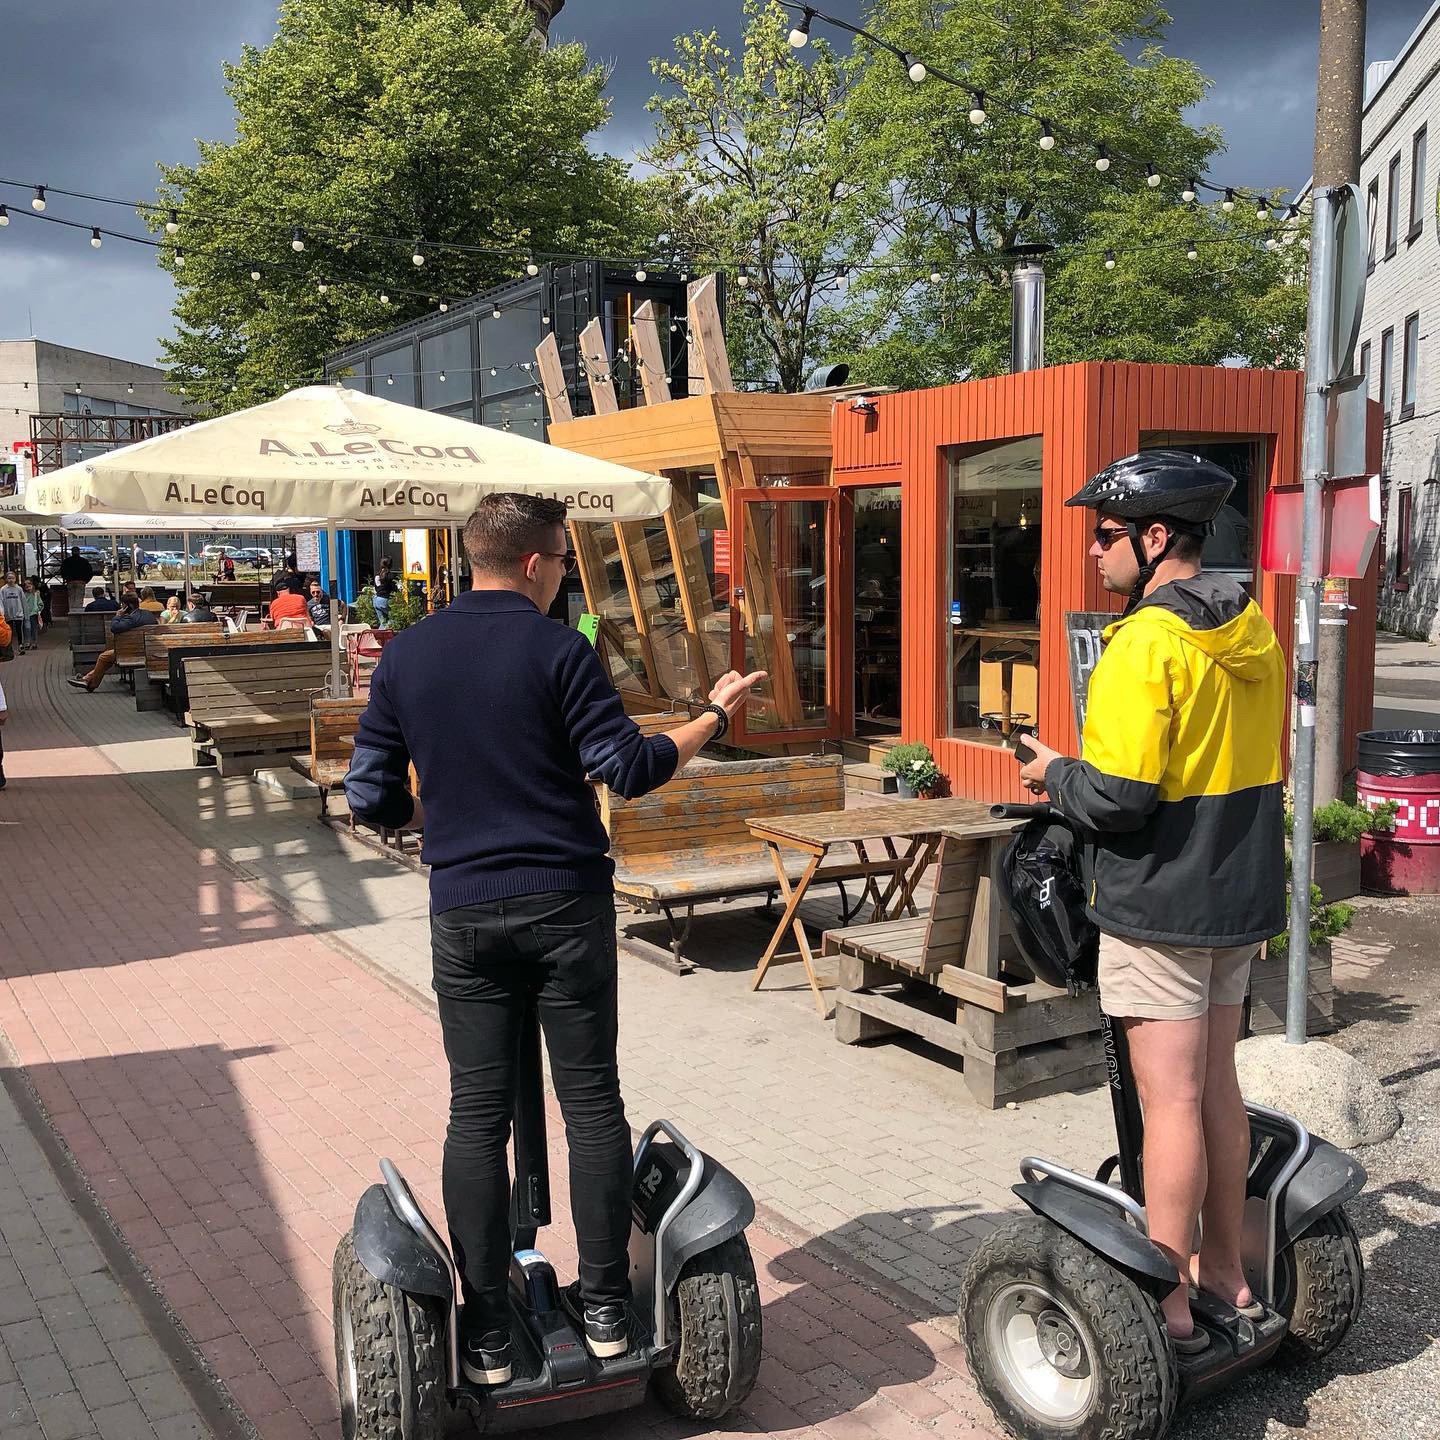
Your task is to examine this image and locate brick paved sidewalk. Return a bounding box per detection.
[0,641,1004,1437]
[0,1062,223,1440]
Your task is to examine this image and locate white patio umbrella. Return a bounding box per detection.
[26,385,672,695]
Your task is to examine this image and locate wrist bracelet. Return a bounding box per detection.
[700,702,729,738]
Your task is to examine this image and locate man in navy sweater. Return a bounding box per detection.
[345,493,763,1387]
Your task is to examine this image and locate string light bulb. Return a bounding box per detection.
[489,367,498,377]
[787,7,813,48]
[1266,235,1280,250]
[318,278,329,294]
[492,304,502,319]
[526,258,539,276]
[1038,119,1055,150]
[32,186,46,212]
[1094,143,1110,172]
[380,291,390,304]
[386,374,394,385]
[74,380,82,394]
[968,91,986,125]
[1104,249,1116,270]
[1186,240,1199,260]
[929,270,942,283]
[1222,187,1235,212]
[905,55,928,84]
[290,228,305,252]
[412,243,425,266]
[166,209,179,234]
[127,383,134,395]
[542,312,550,325]
[439,371,447,382]
[439,298,450,312]
[250,267,261,281]
[90,228,103,249]
[635,267,647,282]
[736,267,750,288]
[0,205,8,226]
[1182,178,1197,203]
[1146,163,1161,188]
[1255,199,1269,220]
[174,248,186,268]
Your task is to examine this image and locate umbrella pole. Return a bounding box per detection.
[183,531,191,600]
[449,525,460,603]
[327,521,346,698]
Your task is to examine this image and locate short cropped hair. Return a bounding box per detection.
[463,493,569,573]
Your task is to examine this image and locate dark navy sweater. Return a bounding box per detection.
[344,589,680,913]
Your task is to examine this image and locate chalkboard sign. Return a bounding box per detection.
[1065,611,1113,744]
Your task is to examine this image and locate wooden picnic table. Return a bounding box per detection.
[745,798,1018,1011]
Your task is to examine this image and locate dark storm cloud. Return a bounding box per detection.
[0,0,1430,367]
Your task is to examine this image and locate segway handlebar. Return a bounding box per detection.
[990,802,1059,821]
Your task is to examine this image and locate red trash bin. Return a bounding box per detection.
[1356,729,1440,894]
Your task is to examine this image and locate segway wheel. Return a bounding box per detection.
[652,1232,763,1420]
[1277,1206,1365,1362]
[333,1231,446,1440]
[961,1216,1177,1440]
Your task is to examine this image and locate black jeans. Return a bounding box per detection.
[431,890,632,1335]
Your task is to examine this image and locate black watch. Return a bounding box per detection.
[700,702,729,738]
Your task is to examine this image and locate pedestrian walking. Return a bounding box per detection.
[21,578,43,650]
[59,547,94,614]
[0,573,26,654]
[372,556,396,625]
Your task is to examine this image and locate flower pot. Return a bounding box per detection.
[1245,940,1335,1037]
[895,776,918,799]
[1311,839,1360,903]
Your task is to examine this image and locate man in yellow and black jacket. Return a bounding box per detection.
[1019,450,1285,1356]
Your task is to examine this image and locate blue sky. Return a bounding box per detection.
[0,0,1426,367]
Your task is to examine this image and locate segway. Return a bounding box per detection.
[960,803,1366,1440]
[332,1000,762,1438]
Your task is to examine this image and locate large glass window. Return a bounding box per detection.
[1410,127,1428,236]
[1386,153,1401,255]
[1381,327,1395,414]
[372,344,417,405]
[480,308,538,394]
[947,437,1042,741]
[480,391,545,436]
[420,325,474,410]
[1142,437,1259,583]
[852,486,902,735]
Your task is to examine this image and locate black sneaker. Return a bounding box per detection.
[561,1281,630,1359]
[461,1328,512,1386]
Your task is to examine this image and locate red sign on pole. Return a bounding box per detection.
[1260,475,1380,579]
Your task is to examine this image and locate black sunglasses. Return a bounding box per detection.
[534,549,578,576]
[1092,525,1131,551]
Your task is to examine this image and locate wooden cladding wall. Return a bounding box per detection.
[832,362,1375,800]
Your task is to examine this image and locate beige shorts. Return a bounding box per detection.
[1098,932,1259,1021]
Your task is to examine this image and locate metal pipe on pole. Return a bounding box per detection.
[1288,0,1367,1044]
[326,520,345,698]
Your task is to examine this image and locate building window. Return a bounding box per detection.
[1367,177,1380,267]
[1359,340,1371,396]
[1386,153,1401,256]
[420,325,474,410]
[371,344,417,406]
[1381,327,1394,414]
[1403,312,1420,417]
[1410,127,1428,238]
[946,436,1042,742]
[479,307,538,395]
[1395,487,1413,590]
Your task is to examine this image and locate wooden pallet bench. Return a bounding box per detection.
[111,624,153,690]
[68,612,113,672]
[138,625,227,710]
[183,646,331,775]
[297,695,368,816]
[824,829,1104,1109]
[605,754,904,973]
[160,629,317,715]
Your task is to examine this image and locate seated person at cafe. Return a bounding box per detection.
[84,584,120,613]
[66,596,158,692]
[138,586,164,614]
[180,592,218,624]
[306,580,341,627]
[160,595,184,623]
[268,578,310,626]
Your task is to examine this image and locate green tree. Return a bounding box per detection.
[644,0,881,393]
[150,0,657,412]
[832,0,1307,384]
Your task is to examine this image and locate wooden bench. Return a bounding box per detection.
[139,625,226,709]
[299,695,368,816]
[824,829,1104,1109]
[160,629,319,715]
[68,612,113,671]
[111,624,152,690]
[604,754,904,972]
[183,646,332,775]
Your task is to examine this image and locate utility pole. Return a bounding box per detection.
[1289,0,1367,1042]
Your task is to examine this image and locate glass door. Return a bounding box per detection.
[730,488,839,746]
[850,485,903,736]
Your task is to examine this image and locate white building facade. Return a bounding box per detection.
[1359,4,1440,636]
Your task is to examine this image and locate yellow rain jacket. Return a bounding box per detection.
[1046,573,1286,946]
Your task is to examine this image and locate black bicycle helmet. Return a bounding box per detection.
[1065,449,1237,610]
[991,805,1098,994]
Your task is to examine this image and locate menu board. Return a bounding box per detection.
[1064,612,1113,744]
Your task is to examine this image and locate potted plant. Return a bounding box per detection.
[1248,876,1356,1037]
[350,587,380,628]
[1284,797,1396,903]
[881,741,943,799]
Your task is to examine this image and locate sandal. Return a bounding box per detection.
[1189,1284,1264,1320]
[1167,1325,1210,1354]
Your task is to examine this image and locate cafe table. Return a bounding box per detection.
[745,797,1016,1012]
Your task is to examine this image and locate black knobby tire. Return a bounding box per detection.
[653,1232,763,1420]
[333,1231,447,1440]
[1276,1206,1365,1362]
[961,1215,1178,1440]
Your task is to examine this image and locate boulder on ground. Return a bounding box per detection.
[1235,1036,1401,1148]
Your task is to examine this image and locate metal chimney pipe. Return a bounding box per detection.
[1006,244,1054,373]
